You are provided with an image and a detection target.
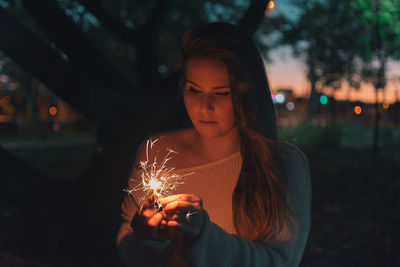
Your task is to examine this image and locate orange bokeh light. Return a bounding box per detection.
[354,105,362,115]
[49,106,57,116]
[383,102,389,109]
[267,1,275,9]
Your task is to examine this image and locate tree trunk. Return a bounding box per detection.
[28,80,44,139]
[372,55,387,164]
[393,87,399,125]
[21,0,135,93]
[238,0,271,35]
[372,87,380,163]
[330,95,337,125]
[307,49,319,123]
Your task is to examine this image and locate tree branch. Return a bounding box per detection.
[78,0,138,46]
[21,0,136,94]
[78,0,174,85]
[0,7,144,125]
[139,0,174,35]
[238,0,270,36]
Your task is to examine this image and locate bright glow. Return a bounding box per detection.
[276,94,284,103]
[124,138,194,209]
[49,106,57,116]
[383,102,389,109]
[267,1,275,9]
[286,101,295,111]
[354,106,362,115]
[320,95,328,105]
[149,178,162,190]
[272,92,285,104]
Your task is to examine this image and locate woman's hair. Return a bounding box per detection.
[180,22,298,243]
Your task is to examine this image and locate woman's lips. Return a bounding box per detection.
[199,120,217,125]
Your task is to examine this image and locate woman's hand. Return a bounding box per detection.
[131,193,167,241]
[159,194,205,248]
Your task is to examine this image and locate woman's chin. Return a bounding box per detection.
[196,127,231,139]
[195,127,225,139]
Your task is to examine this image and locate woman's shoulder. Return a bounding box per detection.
[134,128,197,168]
[277,141,311,185]
[278,141,308,164]
[149,127,197,151]
[278,142,311,195]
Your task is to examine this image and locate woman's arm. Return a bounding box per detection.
[116,138,174,267]
[176,143,312,267]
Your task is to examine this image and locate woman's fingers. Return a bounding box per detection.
[141,208,158,219]
[166,220,198,239]
[164,200,202,214]
[160,194,202,206]
[167,220,181,228]
[165,213,180,221]
[147,212,163,228]
[135,193,204,242]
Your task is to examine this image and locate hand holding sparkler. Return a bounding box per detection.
[159,194,206,248]
[125,137,193,210]
[126,137,194,241]
[130,193,168,241]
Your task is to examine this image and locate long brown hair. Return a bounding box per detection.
[181,22,297,243]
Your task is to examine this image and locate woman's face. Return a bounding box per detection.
[184,58,236,139]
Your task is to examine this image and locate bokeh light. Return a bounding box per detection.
[286,101,295,111]
[320,95,328,105]
[382,102,389,109]
[49,106,57,116]
[354,105,362,115]
[267,1,275,9]
[272,91,286,104]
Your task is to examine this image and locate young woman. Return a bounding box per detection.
[116,22,311,267]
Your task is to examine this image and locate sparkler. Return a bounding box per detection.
[124,137,194,211]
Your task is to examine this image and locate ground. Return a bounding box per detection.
[1,122,399,266]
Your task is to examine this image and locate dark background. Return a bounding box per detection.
[0,0,399,266]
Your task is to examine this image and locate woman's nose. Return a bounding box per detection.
[200,94,215,111]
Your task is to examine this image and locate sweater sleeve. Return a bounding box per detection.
[177,143,312,267]
[116,150,174,266]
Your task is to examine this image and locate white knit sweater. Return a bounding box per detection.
[116,142,311,267]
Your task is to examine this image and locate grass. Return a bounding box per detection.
[280,122,400,266]
[0,129,97,181]
[0,128,96,143]
[1,123,399,266]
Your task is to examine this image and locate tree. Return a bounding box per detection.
[351,0,400,162]
[279,0,363,123]
[0,1,274,265]
[279,0,400,161]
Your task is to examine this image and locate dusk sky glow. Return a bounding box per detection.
[265,1,400,104]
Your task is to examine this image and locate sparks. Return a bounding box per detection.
[124,137,193,210]
[186,209,201,223]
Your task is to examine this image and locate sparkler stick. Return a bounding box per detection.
[124,137,194,212]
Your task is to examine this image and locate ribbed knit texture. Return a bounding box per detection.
[116,142,312,267]
[172,151,242,235]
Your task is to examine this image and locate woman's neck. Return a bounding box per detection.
[194,126,241,160]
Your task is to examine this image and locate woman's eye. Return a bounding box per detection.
[189,87,200,93]
[216,92,231,96]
